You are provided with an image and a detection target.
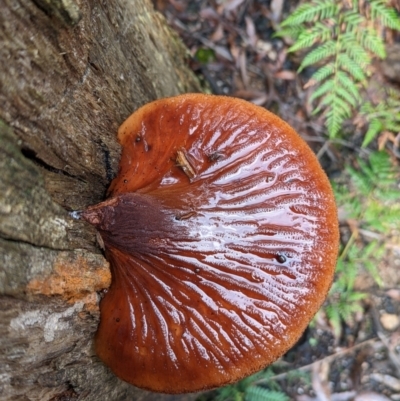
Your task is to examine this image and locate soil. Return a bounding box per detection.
[154,1,400,400]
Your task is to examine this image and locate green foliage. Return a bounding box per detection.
[337,150,400,230]
[245,387,289,401]
[195,47,216,64]
[212,367,291,401]
[326,151,400,336]
[277,0,400,139]
[360,88,400,147]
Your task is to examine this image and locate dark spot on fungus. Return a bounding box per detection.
[276,254,287,264]
[83,94,339,394]
[208,151,224,162]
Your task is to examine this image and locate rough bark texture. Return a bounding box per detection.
[0,0,201,399]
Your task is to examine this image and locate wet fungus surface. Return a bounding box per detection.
[82,94,339,393]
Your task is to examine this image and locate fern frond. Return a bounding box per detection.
[215,386,242,401]
[281,0,338,26]
[274,26,304,39]
[308,63,335,84]
[370,0,400,30]
[336,71,362,101]
[359,27,386,58]
[245,386,289,401]
[336,86,359,107]
[309,79,335,102]
[370,151,395,175]
[289,23,332,52]
[325,97,352,137]
[278,0,399,139]
[360,88,400,146]
[343,34,371,67]
[342,9,366,29]
[325,304,342,338]
[337,53,367,81]
[362,119,383,147]
[299,40,336,70]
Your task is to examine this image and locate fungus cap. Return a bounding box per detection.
[83,94,339,393]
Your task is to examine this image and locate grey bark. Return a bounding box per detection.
[0,0,201,399]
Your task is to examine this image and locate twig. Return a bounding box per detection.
[253,337,379,384]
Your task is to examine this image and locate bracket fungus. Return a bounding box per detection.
[82,94,339,393]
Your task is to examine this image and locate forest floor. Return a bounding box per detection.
[155,1,400,400]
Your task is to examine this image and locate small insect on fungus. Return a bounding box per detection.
[175,147,196,179]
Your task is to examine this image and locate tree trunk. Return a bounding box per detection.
[0,0,201,399]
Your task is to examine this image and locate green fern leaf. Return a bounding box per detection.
[309,63,335,84]
[289,23,332,52]
[299,40,336,70]
[245,386,289,401]
[328,94,352,117]
[215,386,242,401]
[325,304,342,338]
[326,113,342,137]
[344,36,372,67]
[346,166,372,195]
[342,10,366,28]
[369,151,398,183]
[356,158,375,182]
[365,260,384,287]
[336,86,358,107]
[336,71,362,101]
[346,292,367,302]
[360,89,400,146]
[280,0,338,27]
[370,0,400,30]
[359,27,386,58]
[325,98,351,137]
[338,53,367,81]
[274,26,304,39]
[387,119,400,132]
[362,119,383,147]
[279,0,399,140]
[313,90,352,118]
[309,79,335,102]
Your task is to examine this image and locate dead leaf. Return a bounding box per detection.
[386,288,400,301]
[354,392,392,401]
[245,16,257,47]
[370,373,400,391]
[312,360,331,401]
[304,79,317,89]
[378,131,396,151]
[251,94,269,106]
[274,70,297,80]
[255,39,273,54]
[331,391,357,401]
[238,50,249,88]
[221,0,246,12]
[297,396,316,401]
[270,0,284,21]
[210,23,224,42]
[199,7,219,21]
[230,43,240,64]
